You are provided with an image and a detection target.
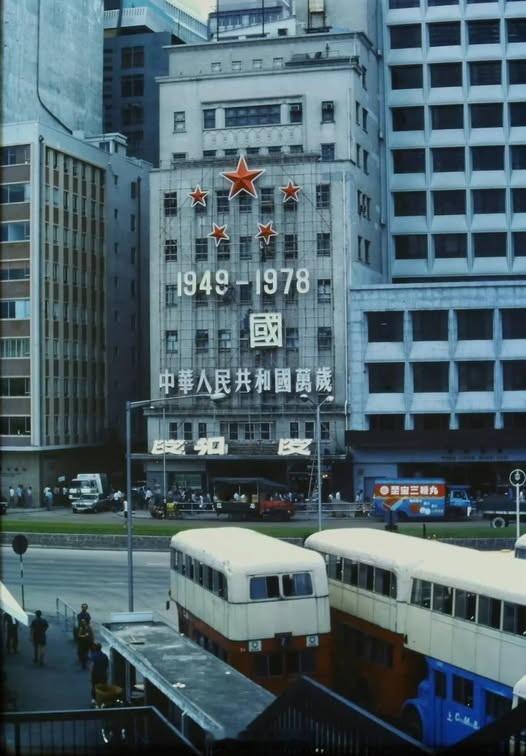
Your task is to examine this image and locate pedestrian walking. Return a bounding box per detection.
[26,485,34,508]
[15,483,23,506]
[45,487,54,511]
[77,619,94,669]
[9,486,15,507]
[90,643,109,700]
[123,498,128,520]
[74,603,91,641]
[5,614,19,654]
[30,610,49,666]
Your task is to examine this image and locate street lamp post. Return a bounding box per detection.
[125,392,224,612]
[300,393,334,532]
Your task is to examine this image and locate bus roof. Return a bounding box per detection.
[171,527,325,576]
[305,529,526,606]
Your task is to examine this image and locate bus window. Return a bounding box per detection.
[202,565,212,590]
[374,568,395,597]
[328,554,343,581]
[411,579,431,609]
[282,572,313,597]
[433,584,453,615]
[454,590,476,622]
[453,675,474,708]
[478,595,501,630]
[503,602,526,636]
[358,563,374,591]
[185,555,194,580]
[216,571,228,600]
[434,669,447,698]
[485,690,512,720]
[250,575,280,600]
[342,559,358,586]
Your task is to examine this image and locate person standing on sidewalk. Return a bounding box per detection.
[76,619,94,669]
[8,486,15,507]
[90,643,109,700]
[30,610,49,666]
[5,614,19,654]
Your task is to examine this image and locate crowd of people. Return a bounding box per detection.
[4,483,70,510]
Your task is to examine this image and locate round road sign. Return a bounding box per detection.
[11,534,28,556]
[509,469,526,488]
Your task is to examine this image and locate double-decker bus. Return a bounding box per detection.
[169,527,332,694]
[305,528,526,747]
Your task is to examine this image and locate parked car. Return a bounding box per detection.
[72,492,112,514]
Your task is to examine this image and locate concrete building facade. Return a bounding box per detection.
[145,32,381,497]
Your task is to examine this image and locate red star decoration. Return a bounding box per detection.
[280,180,302,203]
[255,221,278,246]
[208,223,230,247]
[221,156,265,200]
[189,185,208,207]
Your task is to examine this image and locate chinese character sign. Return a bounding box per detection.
[158,367,333,396]
[277,439,313,457]
[249,312,283,348]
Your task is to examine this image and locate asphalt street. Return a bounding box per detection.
[1,546,170,620]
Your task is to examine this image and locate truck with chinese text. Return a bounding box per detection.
[372,479,472,521]
[213,477,295,521]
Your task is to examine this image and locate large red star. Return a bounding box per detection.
[189,185,208,207]
[255,221,278,246]
[280,180,302,203]
[208,223,230,247]
[221,156,265,200]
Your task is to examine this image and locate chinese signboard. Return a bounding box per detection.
[150,437,313,457]
[159,367,333,396]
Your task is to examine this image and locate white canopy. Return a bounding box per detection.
[0,580,29,626]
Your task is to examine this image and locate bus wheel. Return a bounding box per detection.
[401,706,423,742]
[491,516,507,529]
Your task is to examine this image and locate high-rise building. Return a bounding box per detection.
[347,0,526,497]
[146,32,381,497]
[103,0,207,165]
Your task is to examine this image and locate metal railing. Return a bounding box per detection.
[55,597,77,630]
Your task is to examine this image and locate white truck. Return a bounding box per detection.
[69,474,110,514]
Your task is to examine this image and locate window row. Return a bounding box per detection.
[0,416,31,436]
[368,412,526,433]
[201,100,335,130]
[323,553,398,598]
[390,0,524,8]
[1,222,30,243]
[391,60,526,90]
[390,19,526,49]
[164,327,333,353]
[0,377,30,397]
[170,549,229,599]
[0,183,31,204]
[393,145,526,173]
[164,232,332,261]
[0,145,30,166]
[0,267,30,281]
[395,232,526,259]
[249,572,313,600]
[393,189,526,216]
[216,421,331,441]
[0,338,30,359]
[392,102,526,130]
[253,649,316,678]
[201,145,305,159]
[411,578,526,637]
[0,299,31,320]
[163,184,331,215]
[368,308,526,341]
[368,361,526,393]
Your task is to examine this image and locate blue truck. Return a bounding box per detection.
[373,479,472,520]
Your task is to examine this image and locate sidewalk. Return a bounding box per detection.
[4,614,94,711]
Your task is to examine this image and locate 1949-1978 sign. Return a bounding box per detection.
[173,268,310,297]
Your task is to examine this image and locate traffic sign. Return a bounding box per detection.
[11,534,28,555]
[509,469,526,488]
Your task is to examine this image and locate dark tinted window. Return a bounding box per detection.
[412,310,449,340]
[433,584,454,615]
[429,22,460,46]
[503,361,526,391]
[473,189,505,213]
[250,576,280,600]
[390,24,421,48]
[414,414,450,431]
[432,147,464,172]
[392,107,424,131]
[413,363,449,392]
[510,102,526,126]
[457,309,493,339]
[368,414,405,431]
[458,413,494,430]
[433,191,465,215]
[368,363,405,392]
[393,149,425,173]
[435,670,447,698]
[513,232,526,257]
[453,676,474,708]
[468,19,500,44]
[434,234,467,259]
[472,146,504,171]
[509,60,526,85]
[430,62,462,87]
[511,146,526,170]
[431,105,463,129]
[389,0,419,7]
[391,65,423,89]
[473,233,506,257]
[282,572,313,597]
[485,691,512,721]
[470,61,501,85]
[454,590,477,622]
[394,235,427,260]
[367,311,404,342]
[512,189,526,213]
[458,362,494,391]
[507,19,526,43]
[394,191,426,216]
[470,103,502,128]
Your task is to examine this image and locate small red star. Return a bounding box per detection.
[255,221,278,246]
[189,185,208,207]
[208,223,230,247]
[280,180,302,203]
[221,156,265,200]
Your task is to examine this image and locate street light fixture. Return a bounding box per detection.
[125,392,225,611]
[299,393,334,532]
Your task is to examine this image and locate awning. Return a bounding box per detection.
[0,581,29,626]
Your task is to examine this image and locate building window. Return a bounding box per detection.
[0,145,30,165]
[391,65,422,89]
[430,63,462,87]
[468,19,500,45]
[163,192,177,216]
[390,24,421,49]
[412,310,448,341]
[413,414,450,432]
[389,0,419,7]
[260,187,274,214]
[121,103,144,126]
[472,146,504,171]
[286,327,299,350]
[458,362,494,391]
[316,184,331,209]
[473,189,505,214]
[321,143,335,161]
[321,100,335,122]
[238,194,252,214]
[165,285,178,307]
[431,105,463,130]
[394,235,427,260]
[165,331,178,353]
[225,104,280,127]
[0,183,31,203]
[512,189,526,213]
[433,191,466,216]
[217,239,230,261]
[121,46,144,68]
[432,147,464,173]
[469,61,501,85]
[429,22,460,46]
[239,236,252,260]
[507,18,526,44]
[368,414,405,431]
[218,329,231,351]
[317,327,332,351]
[503,361,526,391]
[470,103,502,128]
[289,421,299,439]
[267,146,281,155]
[284,234,298,259]
[289,102,303,123]
[457,310,493,340]
[453,677,474,709]
[510,102,526,126]
[195,330,209,352]
[393,149,425,174]
[216,190,229,213]
[0,416,31,436]
[121,75,143,97]
[317,232,331,256]
[394,192,426,216]
[513,233,526,257]
[317,279,331,304]
[413,363,449,392]
[0,300,30,319]
[473,233,506,257]
[434,234,467,258]
[203,150,216,159]
[289,144,303,154]
[367,312,403,342]
[173,112,186,132]
[165,239,177,261]
[392,107,424,131]
[511,146,526,170]
[203,109,216,129]
[368,363,404,393]
[240,282,252,305]
[0,221,30,242]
